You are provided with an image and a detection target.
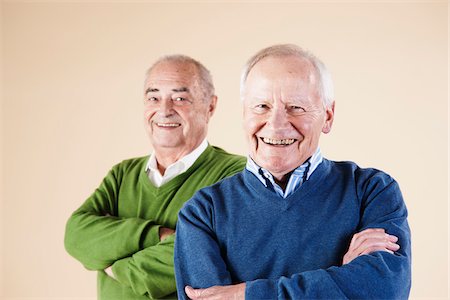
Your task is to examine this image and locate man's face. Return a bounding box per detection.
[243,56,334,180]
[144,61,216,156]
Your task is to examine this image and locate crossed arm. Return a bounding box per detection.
[64,168,177,299]
[104,227,175,277]
[174,178,411,299]
[183,228,401,300]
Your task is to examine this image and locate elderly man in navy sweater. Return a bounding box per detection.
[174,44,411,299]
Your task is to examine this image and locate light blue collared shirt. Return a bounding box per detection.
[246,148,323,198]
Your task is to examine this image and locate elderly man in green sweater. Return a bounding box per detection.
[64,55,246,299]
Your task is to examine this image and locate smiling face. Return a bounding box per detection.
[143,61,216,160]
[242,55,334,181]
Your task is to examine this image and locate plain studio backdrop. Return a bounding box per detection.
[0,1,448,299]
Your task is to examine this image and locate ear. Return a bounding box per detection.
[206,95,218,120]
[322,101,335,134]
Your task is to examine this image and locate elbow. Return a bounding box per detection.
[64,217,107,271]
[64,217,79,259]
[370,252,412,299]
[389,259,411,299]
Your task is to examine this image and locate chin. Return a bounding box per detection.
[258,157,290,174]
[152,138,182,148]
[267,165,293,176]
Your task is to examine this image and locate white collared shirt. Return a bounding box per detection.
[146,139,208,187]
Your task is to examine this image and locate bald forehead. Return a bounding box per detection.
[252,55,315,76]
[247,55,318,85]
[144,60,206,102]
[147,60,199,79]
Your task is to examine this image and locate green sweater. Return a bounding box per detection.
[64,145,245,300]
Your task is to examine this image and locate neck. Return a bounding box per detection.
[153,142,203,175]
[272,172,290,190]
[154,151,185,176]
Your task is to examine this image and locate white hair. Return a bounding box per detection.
[240,44,334,108]
[145,54,215,101]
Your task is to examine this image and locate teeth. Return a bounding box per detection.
[262,137,296,145]
[156,123,180,127]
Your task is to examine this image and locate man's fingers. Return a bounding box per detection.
[350,229,386,250]
[185,286,200,299]
[344,228,400,265]
[386,241,400,252]
[360,246,396,256]
[185,286,215,300]
[350,229,399,253]
[388,235,398,243]
[354,238,399,255]
[344,243,398,265]
[343,253,357,265]
[159,227,175,241]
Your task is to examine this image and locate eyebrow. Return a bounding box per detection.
[172,87,189,93]
[145,87,190,94]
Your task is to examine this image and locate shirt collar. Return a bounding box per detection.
[246,147,323,198]
[146,139,208,187]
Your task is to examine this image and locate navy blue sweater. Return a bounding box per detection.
[175,159,411,299]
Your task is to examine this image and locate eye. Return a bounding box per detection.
[253,104,270,113]
[147,96,158,102]
[174,97,186,102]
[288,105,306,114]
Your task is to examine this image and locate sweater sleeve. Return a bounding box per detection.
[64,165,161,270]
[111,234,176,299]
[245,173,411,299]
[174,192,233,300]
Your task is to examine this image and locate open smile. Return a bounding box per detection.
[155,122,181,128]
[260,137,297,146]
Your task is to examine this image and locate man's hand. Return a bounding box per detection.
[104,266,115,279]
[185,283,246,300]
[343,228,400,265]
[159,227,175,241]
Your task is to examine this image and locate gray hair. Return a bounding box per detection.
[145,54,215,101]
[240,44,334,107]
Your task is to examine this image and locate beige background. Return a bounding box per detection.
[1,1,448,299]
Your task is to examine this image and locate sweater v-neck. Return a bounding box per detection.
[138,145,215,194]
[243,159,332,210]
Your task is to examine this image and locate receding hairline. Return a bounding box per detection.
[242,45,320,86]
[246,55,318,79]
[145,57,198,78]
[240,44,334,107]
[144,54,215,101]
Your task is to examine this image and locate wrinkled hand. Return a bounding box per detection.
[343,228,400,265]
[104,266,115,279]
[159,227,175,241]
[185,283,246,300]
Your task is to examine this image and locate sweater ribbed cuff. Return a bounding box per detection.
[141,224,161,249]
[111,257,132,288]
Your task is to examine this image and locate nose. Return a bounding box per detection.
[158,98,174,117]
[267,106,290,130]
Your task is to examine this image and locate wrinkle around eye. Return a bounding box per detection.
[252,105,269,114]
[288,106,306,114]
[173,97,194,105]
